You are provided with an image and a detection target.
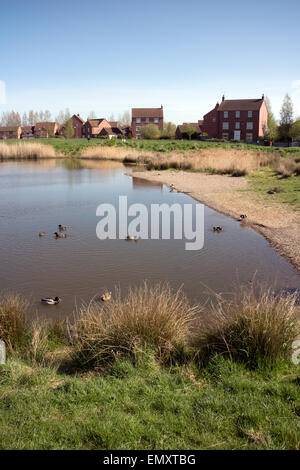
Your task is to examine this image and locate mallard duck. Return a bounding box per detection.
[169,183,175,192]
[126,235,139,242]
[39,232,47,237]
[213,226,223,232]
[101,292,111,302]
[41,296,61,305]
[239,214,247,220]
[54,232,67,238]
[58,224,67,231]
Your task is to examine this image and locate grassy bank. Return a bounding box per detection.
[0,284,299,449]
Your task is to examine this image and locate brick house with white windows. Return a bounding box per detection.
[131,106,163,139]
[0,126,21,139]
[82,118,111,138]
[202,95,268,143]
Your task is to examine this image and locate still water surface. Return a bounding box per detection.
[0,159,299,318]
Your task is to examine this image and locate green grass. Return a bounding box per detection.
[6,137,300,157]
[0,353,299,450]
[248,167,300,210]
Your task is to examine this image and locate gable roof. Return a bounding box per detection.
[35,122,57,132]
[218,98,264,112]
[0,126,21,132]
[132,107,163,118]
[73,114,85,123]
[86,118,107,127]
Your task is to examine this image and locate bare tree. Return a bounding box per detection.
[118,110,131,127]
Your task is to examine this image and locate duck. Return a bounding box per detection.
[39,232,47,237]
[169,183,175,192]
[213,226,223,232]
[101,292,112,302]
[239,214,247,220]
[58,224,67,231]
[54,232,67,238]
[126,235,139,242]
[41,296,61,305]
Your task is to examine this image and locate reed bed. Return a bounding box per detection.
[0,142,55,159]
[275,156,300,177]
[82,145,279,176]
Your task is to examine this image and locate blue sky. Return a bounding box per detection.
[0,0,299,122]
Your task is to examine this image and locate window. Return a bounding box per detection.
[222,122,229,130]
[235,122,240,129]
[222,133,229,140]
[136,126,141,132]
[146,118,149,123]
[248,111,252,118]
[136,118,141,123]
[154,118,159,123]
[224,112,228,118]
[246,122,253,130]
[235,111,240,118]
[246,133,253,143]
[212,117,216,122]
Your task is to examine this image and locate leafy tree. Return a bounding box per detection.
[265,97,278,141]
[289,118,300,140]
[183,125,197,140]
[279,94,294,141]
[141,124,160,139]
[63,118,74,139]
[161,121,176,139]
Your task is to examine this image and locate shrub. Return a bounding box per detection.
[71,283,198,368]
[275,157,297,177]
[191,286,300,369]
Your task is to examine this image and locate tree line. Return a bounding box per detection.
[264,95,300,142]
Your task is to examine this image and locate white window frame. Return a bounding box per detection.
[136,126,141,132]
[154,118,159,123]
[246,122,253,130]
[248,111,252,118]
[235,122,240,129]
[224,111,228,119]
[222,122,229,130]
[136,118,141,123]
[235,111,240,118]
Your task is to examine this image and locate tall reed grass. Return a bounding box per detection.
[0,142,56,159]
[81,146,279,176]
[192,285,300,368]
[71,283,198,368]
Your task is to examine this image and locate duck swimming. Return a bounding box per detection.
[126,235,139,242]
[58,225,67,231]
[54,232,67,238]
[101,292,112,302]
[213,226,223,232]
[39,232,47,237]
[41,296,61,305]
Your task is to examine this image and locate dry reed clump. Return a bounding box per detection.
[71,283,198,368]
[192,286,300,369]
[81,145,139,162]
[143,148,279,175]
[0,293,30,353]
[275,157,298,177]
[0,142,55,159]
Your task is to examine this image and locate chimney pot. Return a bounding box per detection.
[222,95,225,101]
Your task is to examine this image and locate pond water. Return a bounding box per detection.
[0,159,299,319]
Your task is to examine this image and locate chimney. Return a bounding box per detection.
[161,104,163,109]
[262,93,265,100]
[222,95,225,102]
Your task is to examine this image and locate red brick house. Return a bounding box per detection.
[57,114,85,138]
[82,118,111,138]
[131,106,163,139]
[21,126,35,139]
[34,122,58,138]
[202,95,268,143]
[0,126,21,139]
[175,122,203,139]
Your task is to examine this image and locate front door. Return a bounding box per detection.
[234,130,241,140]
